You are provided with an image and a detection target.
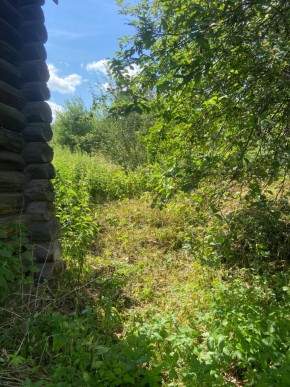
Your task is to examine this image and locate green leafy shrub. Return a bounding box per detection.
[199,277,290,386]
[53,147,149,281]
[53,147,148,204]
[52,97,151,171]
[212,198,290,266]
[52,97,102,154]
[15,308,161,387]
[0,224,34,304]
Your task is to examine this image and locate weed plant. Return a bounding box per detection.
[0,149,289,386]
[0,224,35,306]
[52,146,148,280]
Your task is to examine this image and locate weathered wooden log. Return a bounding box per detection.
[0,80,27,110]
[23,122,52,142]
[20,0,45,6]
[0,39,22,65]
[22,142,53,163]
[24,162,55,179]
[20,4,44,22]
[20,20,48,44]
[0,193,25,216]
[32,240,62,262]
[28,219,61,241]
[0,151,26,170]
[0,0,23,28]
[0,171,28,192]
[0,162,24,171]
[21,42,47,61]
[0,17,22,50]
[27,201,55,221]
[0,213,30,225]
[0,58,23,88]
[25,179,55,201]
[22,82,50,101]
[0,127,24,152]
[35,260,66,280]
[22,101,52,123]
[0,101,27,131]
[20,60,49,82]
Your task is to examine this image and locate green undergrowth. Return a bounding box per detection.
[52,146,148,265]
[53,146,148,204]
[0,150,289,386]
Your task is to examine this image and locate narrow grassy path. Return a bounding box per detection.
[92,195,218,324]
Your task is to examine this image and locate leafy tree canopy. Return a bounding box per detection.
[111,0,290,201]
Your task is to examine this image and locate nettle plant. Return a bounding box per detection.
[0,224,35,303]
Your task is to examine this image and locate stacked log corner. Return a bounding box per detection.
[0,0,63,279]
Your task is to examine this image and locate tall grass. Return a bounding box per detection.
[53,146,148,204]
[0,148,289,386]
[52,146,149,274]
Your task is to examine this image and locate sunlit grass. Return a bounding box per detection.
[1,148,289,386]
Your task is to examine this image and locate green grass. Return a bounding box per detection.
[0,149,289,386]
[53,146,148,204]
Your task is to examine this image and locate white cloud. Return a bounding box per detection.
[86,59,142,80]
[101,82,111,91]
[124,64,141,78]
[48,101,64,123]
[48,64,82,94]
[86,59,109,75]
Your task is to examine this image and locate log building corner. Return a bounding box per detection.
[0,0,63,279]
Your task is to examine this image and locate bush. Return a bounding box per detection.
[52,97,152,171]
[53,147,149,265]
[213,198,290,266]
[52,98,102,154]
[0,224,34,305]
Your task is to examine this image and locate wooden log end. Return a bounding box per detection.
[21,42,47,61]
[20,60,49,83]
[32,240,62,262]
[35,260,66,280]
[20,20,48,45]
[22,82,50,101]
[26,200,56,221]
[22,142,53,163]
[25,179,55,201]
[23,122,53,142]
[28,219,61,241]
[24,162,55,179]
[22,101,52,124]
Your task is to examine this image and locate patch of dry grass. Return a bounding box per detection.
[90,194,223,325]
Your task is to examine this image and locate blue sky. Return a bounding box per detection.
[43,0,135,118]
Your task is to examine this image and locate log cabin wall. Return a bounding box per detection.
[0,0,63,279]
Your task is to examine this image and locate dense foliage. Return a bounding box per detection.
[53,97,151,170]
[1,1,289,386]
[111,0,290,200]
[0,224,34,304]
